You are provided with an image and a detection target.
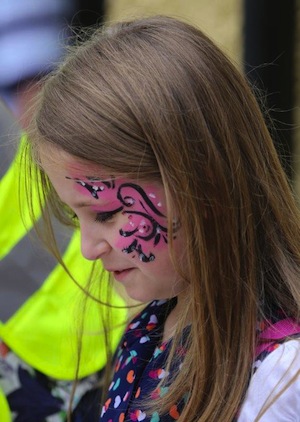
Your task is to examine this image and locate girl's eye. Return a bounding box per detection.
[94,206,123,224]
[95,211,115,223]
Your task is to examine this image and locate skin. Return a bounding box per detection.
[40,147,187,313]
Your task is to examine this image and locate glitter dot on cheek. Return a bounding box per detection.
[138,220,151,234]
[123,213,135,228]
[125,197,135,206]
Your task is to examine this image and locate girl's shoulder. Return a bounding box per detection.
[238,338,300,421]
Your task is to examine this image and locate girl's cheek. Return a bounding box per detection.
[115,212,169,260]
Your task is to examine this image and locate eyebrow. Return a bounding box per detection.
[72,199,119,209]
[71,201,96,208]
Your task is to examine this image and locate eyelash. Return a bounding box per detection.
[70,208,122,224]
[94,206,123,224]
[95,212,114,223]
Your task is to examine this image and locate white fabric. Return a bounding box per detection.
[238,339,300,421]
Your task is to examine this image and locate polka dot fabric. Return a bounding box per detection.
[101,302,300,421]
[100,299,186,421]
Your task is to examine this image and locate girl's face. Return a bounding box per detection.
[41,149,187,303]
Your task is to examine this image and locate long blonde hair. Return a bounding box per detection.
[26,16,300,421]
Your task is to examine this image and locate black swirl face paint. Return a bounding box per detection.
[67,176,178,262]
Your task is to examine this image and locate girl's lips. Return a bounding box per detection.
[113,268,134,282]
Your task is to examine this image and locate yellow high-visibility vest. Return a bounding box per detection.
[0,389,10,422]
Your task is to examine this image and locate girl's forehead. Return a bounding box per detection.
[41,147,164,193]
[65,157,107,179]
[40,146,107,178]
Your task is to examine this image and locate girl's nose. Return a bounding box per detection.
[80,229,111,261]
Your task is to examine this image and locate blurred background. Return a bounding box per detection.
[1,0,299,195]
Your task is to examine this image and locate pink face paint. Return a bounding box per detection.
[66,175,176,262]
[66,176,116,200]
[115,182,168,262]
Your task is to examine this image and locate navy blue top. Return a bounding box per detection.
[100,298,187,421]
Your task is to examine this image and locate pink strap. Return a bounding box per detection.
[255,318,300,358]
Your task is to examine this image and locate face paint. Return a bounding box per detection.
[66,175,176,263]
[66,175,115,199]
[42,149,187,303]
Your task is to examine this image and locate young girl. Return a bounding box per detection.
[25,16,300,421]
